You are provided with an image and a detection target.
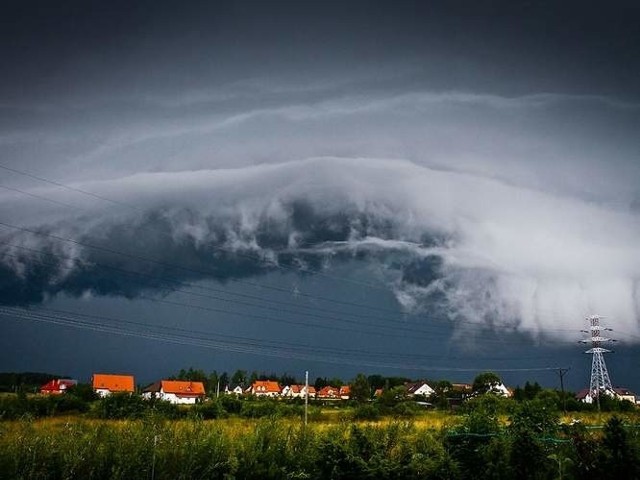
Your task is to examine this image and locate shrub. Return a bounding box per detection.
[351,403,381,421]
[95,393,147,419]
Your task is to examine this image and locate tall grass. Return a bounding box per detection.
[1,410,639,479]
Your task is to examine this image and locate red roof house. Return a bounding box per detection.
[142,380,206,404]
[92,373,135,396]
[317,385,340,399]
[40,378,77,395]
[251,380,281,397]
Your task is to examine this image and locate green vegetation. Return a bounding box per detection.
[1,402,639,479]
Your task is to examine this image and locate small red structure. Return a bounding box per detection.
[40,378,77,395]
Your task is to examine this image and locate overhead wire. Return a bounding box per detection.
[0,242,589,346]
[3,163,638,367]
[0,305,564,372]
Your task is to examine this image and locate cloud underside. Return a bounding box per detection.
[1,157,640,341]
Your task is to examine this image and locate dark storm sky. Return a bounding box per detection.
[1,0,639,391]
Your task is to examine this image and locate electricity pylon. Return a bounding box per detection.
[580,315,615,402]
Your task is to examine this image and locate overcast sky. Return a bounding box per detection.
[1,0,639,391]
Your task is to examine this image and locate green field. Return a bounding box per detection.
[1,404,639,480]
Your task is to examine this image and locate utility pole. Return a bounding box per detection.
[216,378,220,398]
[554,367,570,414]
[580,315,615,411]
[304,370,309,427]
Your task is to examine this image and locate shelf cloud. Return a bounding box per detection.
[2,156,640,340]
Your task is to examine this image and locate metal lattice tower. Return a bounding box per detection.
[580,315,614,398]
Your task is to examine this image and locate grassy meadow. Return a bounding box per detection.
[2,404,640,480]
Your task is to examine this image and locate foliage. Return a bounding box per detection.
[472,371,503,395]
[350,373,371,404]
[94,392,148,419]
[0,392,90,419]
[351,403,381,421]
[0,371,64,393]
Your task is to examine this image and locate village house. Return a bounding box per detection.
[576,387,638,404]
[281,384,299,398]
[92,373,135,397]
[316,385,340,400]
[406,382,435,398]
[40,378,77,395]
[613,387,637,404]
[339,385,351,400]
[224,384,245,396]
[250,380,281,397]
[142,380,205,404]
[491,383,513,398]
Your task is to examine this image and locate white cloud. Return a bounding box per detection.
[2,156,640,340]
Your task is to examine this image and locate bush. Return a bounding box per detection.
[351,403,381,421]
[240,400,279,418]
[191,399,226,419]
[392,401,422,417]
[94,393,147,419]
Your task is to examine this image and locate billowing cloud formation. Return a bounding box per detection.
[2,156,640,340]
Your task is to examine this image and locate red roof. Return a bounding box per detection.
[92,373,135,393]
[317,386,340,398]
[161,380,205,396]
[252,380,281,393]
[40,379,77,395]
[339,386,351,397]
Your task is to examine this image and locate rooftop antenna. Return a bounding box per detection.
[580,315,615,410]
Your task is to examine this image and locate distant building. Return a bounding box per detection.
[92,373,135,397]
[339,385,351,400]
[577,387,638,404]
[282,384,315,398]
[317,386,340,400]
[406,382,435,398]
[224,384,245,396]
[143,380,205,404]
[40,378,77,395]
[250,380,281,397]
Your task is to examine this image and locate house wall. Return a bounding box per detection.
[161,392,199,405]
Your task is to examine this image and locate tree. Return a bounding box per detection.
[472,372,502,395]
[600,415,640,478]
[378,386,407,407]
[219,372,229,389]
[367,374,385,390]
[279,373,297,386]
[231,369,247,387]
[350,374,371,403]
[430,380,453,409]
[314,377,328,390]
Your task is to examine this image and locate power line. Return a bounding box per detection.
[0,244,587,346]
[2,172,623,341]
[0,306,561,372]
[0,226,589,340]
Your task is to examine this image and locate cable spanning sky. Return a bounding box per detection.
[1,0,639,390]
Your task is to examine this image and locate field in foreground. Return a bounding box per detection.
[2,405,640,480]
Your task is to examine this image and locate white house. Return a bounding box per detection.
[224,385,245,396]
[491,383,512,398]
[250,380,281,397]
[406,382,435,397]
[142,380,206,405]
[577,387,637,404]
[92,373,135,397]
[282,384,317,398]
